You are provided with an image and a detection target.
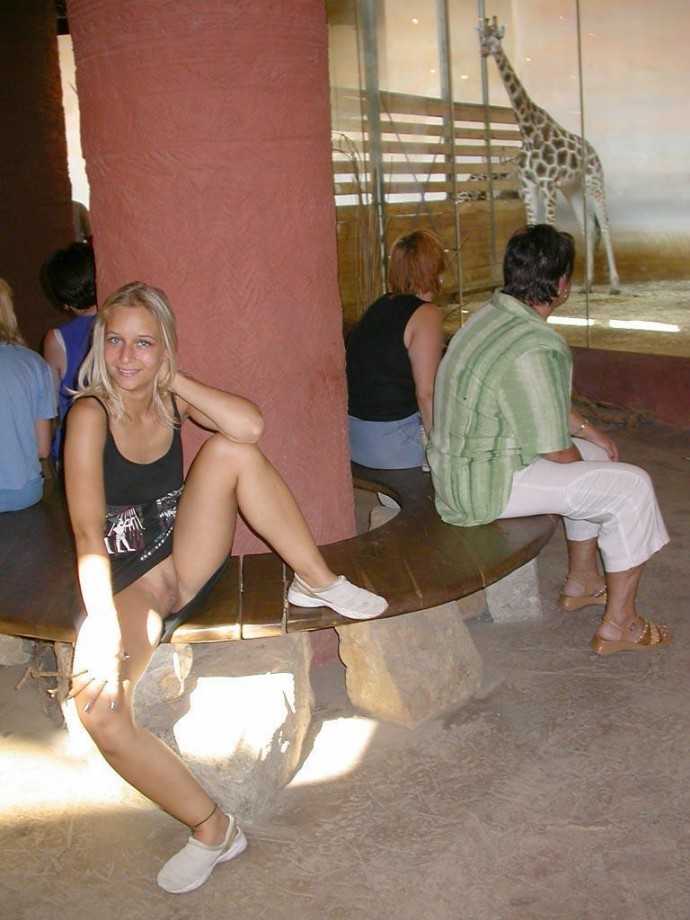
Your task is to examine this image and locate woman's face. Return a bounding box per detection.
[103,305,168,393]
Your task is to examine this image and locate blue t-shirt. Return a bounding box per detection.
[0,342,56,490]
[51,312,96,467]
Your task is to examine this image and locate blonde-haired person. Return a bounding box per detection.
[346,229,445,468]
[0,279,56,511]
[63,282,386,895]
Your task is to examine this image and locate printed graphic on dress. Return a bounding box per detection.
[138,488,182,563]
[156,490,180,535]
[104,505,144,556]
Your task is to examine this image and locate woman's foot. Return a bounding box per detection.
[157,813,247,894]
[591,615,672,656]
[557,574,607,611]
[288,574,387,620]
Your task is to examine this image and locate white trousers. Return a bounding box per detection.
[498,439,669,572]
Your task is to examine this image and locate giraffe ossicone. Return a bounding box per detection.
[478,17,620,294]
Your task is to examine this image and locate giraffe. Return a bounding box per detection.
[456,155,521,203]
[478,18,620,294]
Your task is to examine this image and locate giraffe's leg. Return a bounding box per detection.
[520,175,539,225]
[543,186,558,227]
[591,197,620,295]
[566,188,594,293]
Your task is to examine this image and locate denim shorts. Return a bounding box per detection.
[348,412,425,469]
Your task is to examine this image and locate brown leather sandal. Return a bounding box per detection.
[590,618,672,656]
[557,575,607,611]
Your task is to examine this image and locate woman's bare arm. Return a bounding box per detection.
[43,328,66,397]
[171,372,266,443]
[63,398,119,625]
[403,303,444,433]
[568,409,619,460]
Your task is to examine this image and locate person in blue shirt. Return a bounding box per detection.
[0,279,56,511]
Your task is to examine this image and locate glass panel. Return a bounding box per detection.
[575,0,690,357]
[328,1,690,355]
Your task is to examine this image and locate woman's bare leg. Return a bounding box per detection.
[563,543,670,642]
[563,537,605,596]
[172,435,335,604]
[73,572,227,845]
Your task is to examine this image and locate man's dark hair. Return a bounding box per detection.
[502,224,575,305]
[45,242,97,311]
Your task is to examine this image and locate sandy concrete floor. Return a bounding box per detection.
[1,422,689,919]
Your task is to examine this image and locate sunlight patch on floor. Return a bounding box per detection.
[289,716,378,787]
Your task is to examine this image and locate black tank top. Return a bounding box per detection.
[84,396,184,593]
[346,293,424,421]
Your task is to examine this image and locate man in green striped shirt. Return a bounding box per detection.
[427,224,671,656]
[428,287,572,526]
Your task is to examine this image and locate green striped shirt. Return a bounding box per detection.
[428,290,572,526]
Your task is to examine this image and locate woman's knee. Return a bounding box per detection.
[197,432,263,470]
[615,462,655,497]
[78,703,135,757]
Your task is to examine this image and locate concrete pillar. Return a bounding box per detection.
[0,0,74,348]
[68,0,355,553]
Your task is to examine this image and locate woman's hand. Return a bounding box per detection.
[69,615,127,712]
[584,426,619,461]
[569,411,619,461]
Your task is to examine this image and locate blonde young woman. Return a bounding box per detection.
[0,279,56,511]
[64,282,386,894]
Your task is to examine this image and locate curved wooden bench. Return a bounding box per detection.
[0,468,556,648]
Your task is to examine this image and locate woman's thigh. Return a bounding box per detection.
[348,413,424,469]
[500,449,635,520]
[115,558,178,685]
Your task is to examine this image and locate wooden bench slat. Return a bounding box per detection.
[457,515,557,585]
[0,483,82,643]
[239,553,286,639]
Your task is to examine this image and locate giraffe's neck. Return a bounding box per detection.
[491,47,540,133]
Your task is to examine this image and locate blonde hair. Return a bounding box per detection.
[0,279,25,345]
[76,281,178,426]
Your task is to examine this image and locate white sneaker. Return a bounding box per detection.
[287,574,388,621]
[157,815,247,894]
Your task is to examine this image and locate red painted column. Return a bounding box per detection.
[68,0,355,553]
[0,0,73,348]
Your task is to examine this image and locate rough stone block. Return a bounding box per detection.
[336,602,482,728]
[0,635,32,666]
[484,559,543,622]
[135,634,314,820]
[135,643,194,705]
[456,591,487,621]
